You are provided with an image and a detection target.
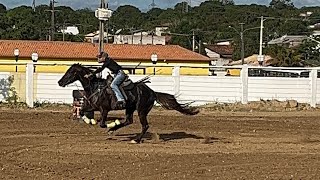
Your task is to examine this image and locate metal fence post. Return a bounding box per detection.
[172,66,180,96]
[241,65,248,104]
[26,63,34,108]
[310,69,317,108]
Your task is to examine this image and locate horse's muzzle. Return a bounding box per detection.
[58,80,65,87]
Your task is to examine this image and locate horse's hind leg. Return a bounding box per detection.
[134,104,153,143]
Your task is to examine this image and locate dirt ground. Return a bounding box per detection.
[1,107,320,180]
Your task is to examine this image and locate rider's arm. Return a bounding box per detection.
[92,60,109,75]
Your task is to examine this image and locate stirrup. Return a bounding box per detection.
[116,101,126,108]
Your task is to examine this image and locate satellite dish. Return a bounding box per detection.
[115,29,122,35]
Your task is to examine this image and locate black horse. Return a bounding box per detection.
[58,64,199,143]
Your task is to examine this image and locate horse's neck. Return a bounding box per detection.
[78,76,93,94]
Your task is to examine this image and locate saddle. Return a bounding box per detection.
[120,75,134,91]
[119,75,135,101]
[94,75,135,110]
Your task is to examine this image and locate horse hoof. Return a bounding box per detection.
[91,119,97,125]
[82,117,91,124]
[129,140,139,144]
[107,130,114,135]
[100,124,107,128]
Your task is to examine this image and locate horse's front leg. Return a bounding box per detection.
[80,101,95,124]
[99,109,109,128]
[108,106,135,134]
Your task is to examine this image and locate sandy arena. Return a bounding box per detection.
[0,107,320,179]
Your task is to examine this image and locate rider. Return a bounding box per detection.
[84,51,126,108]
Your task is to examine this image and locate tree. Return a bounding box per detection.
[0,3,6,13]
[110,5,143,29]
[270,0,294,9]
[297,37,320,66]
[265,45,302,67]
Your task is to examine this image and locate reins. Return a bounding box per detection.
[75,79,109,108]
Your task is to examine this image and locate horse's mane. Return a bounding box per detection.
[71,63,92,74]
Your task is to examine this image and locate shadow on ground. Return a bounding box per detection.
[113,131,220,143]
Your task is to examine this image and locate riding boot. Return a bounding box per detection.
[116,101,126,109]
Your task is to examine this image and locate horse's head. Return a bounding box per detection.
[58,64,91,87]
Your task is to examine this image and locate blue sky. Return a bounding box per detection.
[1,0,319,11]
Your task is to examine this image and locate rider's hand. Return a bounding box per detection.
[84,73,93,79]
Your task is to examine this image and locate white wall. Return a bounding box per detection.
[179,76,241,105]
[248,77,311,103]
[1,64,320,108]
[33,72,316,106]
[35,73,82,104]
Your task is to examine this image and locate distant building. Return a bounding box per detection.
[84,31,111,43]
[85,28,168,45]
[268,35,307,48]
[155,26,168,36]
[60,26,79,35]
[113,33,166,45]
[205,44,233,66]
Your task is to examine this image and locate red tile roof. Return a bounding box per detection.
[0,40,209,62]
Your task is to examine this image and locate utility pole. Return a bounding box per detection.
[50,0,56,41]
[152,30,154,45]
[258,16,266,65]
[45,0,58,41]
[95,0,112,53]
[192,30,195,52]
[240,23,244,65]
[32,0,36,12]
[150,0,157,9]
[229,23,260,65]
[184,0,191,13]
[99,0,106,54]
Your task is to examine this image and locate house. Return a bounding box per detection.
[205,44,234,66]
[0,40,209,75]
[59,26,79,35]
[84,31,111,43]
[155,26,169,36]
[86,31,167,45]
[113,33,166,45]
[268,35,307,48]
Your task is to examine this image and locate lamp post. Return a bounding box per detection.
[95,0,113,54]
[151,53,158,75]
[31,52,39,73]
[229,24,260,65]
[14,48,19,72]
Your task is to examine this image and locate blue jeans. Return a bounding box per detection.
[111,70,125,102]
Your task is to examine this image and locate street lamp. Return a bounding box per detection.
[14,48,19,72]
[31,52,39,72]
[151,53,158,75]
[229,24,260,65]
[95,0,113,54]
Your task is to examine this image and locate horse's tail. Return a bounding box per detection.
[155,92,199,115]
